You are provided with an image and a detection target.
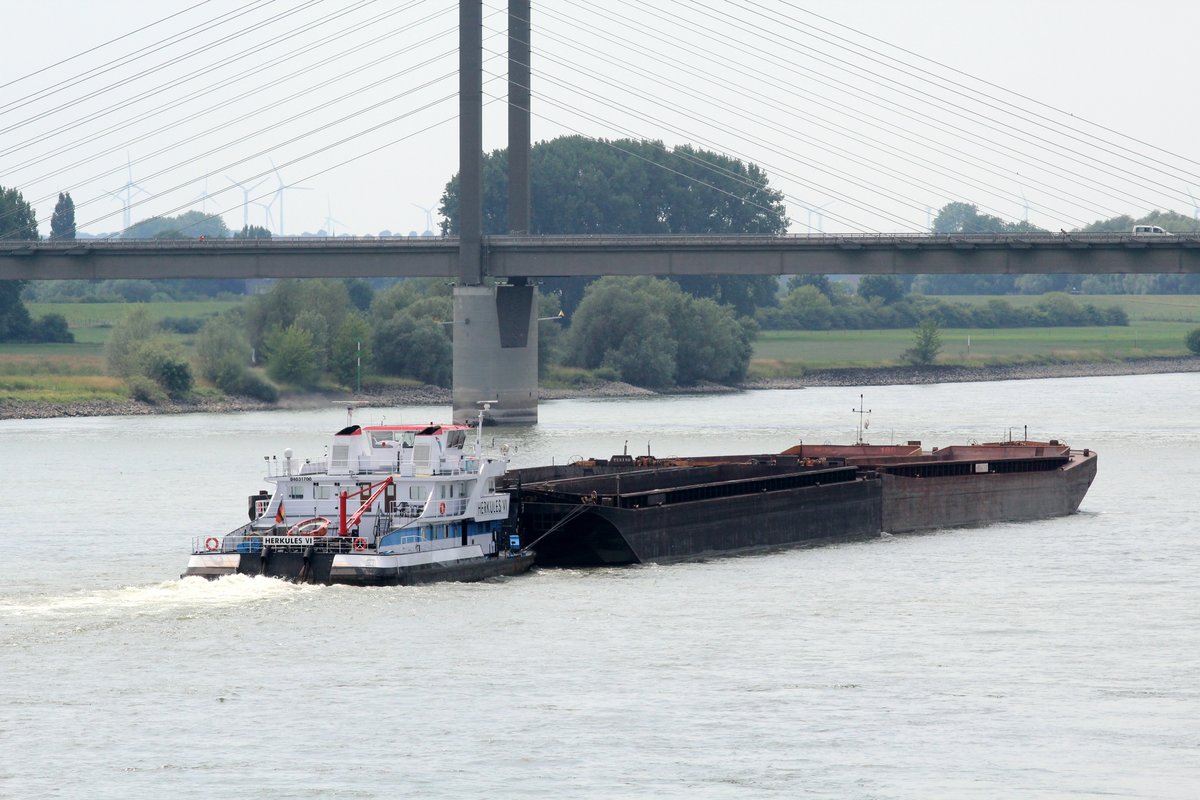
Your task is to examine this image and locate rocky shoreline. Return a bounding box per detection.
[2,357,1197,422]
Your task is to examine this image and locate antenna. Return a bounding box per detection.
[853,393,872,445]
[1187,186,1200,226]
[475,400,498,453]
[1019,188,1031,224]
[925,206,934,232]
[337,400,369,427]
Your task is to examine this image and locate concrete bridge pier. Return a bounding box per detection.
[451,283,539,425]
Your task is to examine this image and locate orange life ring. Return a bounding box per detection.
[438,501,446,514]
[204,537,220,551]
[352,537,367,552]
[287,517,330,537]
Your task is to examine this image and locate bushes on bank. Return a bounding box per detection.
[758,286,1131,331]
[106,308,193,400]
[1187,327,1200,355]
[563,277,754,388]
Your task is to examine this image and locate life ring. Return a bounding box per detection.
[287,517,330,537]
[352,537,367,552]
[204,537,220,551]
[438,501,446,514]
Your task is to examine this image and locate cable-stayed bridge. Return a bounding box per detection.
[3,1,1199,422]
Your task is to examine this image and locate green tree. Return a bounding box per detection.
[233,224,272,239]
[1186,328,1200,355]
[906,318,943,365]
[372,316,452,386]
[50,192,76,240]
[245,278,351,362]
[439,135,787,317]
[564,276,753,388]
[0,185,38,341]
[857,275,905,304]
[264,324,321,387]
[124,211,229,239]
[106,308,160,378]
[195,315,252,386]
[778,284,835,329]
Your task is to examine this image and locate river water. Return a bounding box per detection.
[1,374,1197,799]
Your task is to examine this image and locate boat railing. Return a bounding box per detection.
[191,533,364,555]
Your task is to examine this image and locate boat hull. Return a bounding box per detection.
[881,451,1096,533]
[183,550,535,586]
[508,449,1097,567]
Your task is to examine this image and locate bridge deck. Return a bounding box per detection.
[2,233,1197,280]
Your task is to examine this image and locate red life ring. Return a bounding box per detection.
[438,501,446,514]
[205,537,220,551]
[352,537,367,552]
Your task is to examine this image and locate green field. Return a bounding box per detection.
[3,301,242,403]
[752,295,1200,374]
[25,300,243,346]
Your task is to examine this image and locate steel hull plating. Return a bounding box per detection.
[881,453,1096,533]
[510,449,1097,567]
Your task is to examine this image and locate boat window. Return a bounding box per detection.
[409,485,425,501]
[315,485,333,500]
[370,431,394,447]
[399,432,415,448]
[447,430,466,449]
[288,483,305,499]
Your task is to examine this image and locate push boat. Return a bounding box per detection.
[184,406,534,585]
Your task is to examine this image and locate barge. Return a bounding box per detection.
[503,439,1096,567]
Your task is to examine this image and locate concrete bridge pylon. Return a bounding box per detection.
[451,283,539,425]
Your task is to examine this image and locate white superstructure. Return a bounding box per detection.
[185,407,530,584]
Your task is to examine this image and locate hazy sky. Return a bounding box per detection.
[2,0,1196,237]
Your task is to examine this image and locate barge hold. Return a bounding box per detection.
[504,440,1096,567]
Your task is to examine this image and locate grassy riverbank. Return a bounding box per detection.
[3,294,1199,413]
[750,294,1200,377]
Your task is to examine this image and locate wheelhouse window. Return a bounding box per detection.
[288,484,305,499]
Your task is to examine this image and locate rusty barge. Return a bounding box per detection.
[502,440,1096,567]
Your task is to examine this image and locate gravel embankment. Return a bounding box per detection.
[3,358,1197,421]
[741,356,1200,389]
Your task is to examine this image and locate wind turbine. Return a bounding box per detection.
[1019,188,1031,225]
[1187,186,1200,227]
[266,158,313,236]
[322,198,345,237]
[813,200,835,234]
[226,175,270,231]
[107,155,148,234]
[413,203,436,236]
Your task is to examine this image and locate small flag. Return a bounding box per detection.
[275,502,285,523]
